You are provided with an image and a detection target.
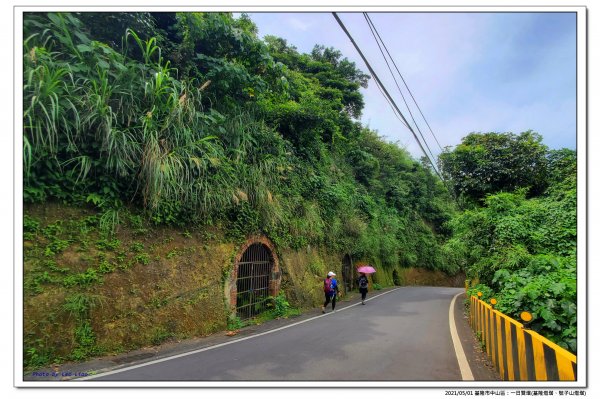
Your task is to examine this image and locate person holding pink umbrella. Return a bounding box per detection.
[357,272,369,305]
[356,265,376,305]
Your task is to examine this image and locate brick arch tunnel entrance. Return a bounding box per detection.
[230,236,281,320]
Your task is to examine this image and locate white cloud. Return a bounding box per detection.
[288,16,313,32]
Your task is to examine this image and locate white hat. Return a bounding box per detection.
[327,271,336,277]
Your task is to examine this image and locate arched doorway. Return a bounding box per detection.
[231,237,281,320]
[392,269,401,286]
[341,254,354,293]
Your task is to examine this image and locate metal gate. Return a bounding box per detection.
[342,254,353,293]
[235,243,274,320]
[392,269,400,286]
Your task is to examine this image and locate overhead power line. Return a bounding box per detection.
[363,12,438,165]
[364,12,444,153]
[332,12,444,181]
[371,71,410,131]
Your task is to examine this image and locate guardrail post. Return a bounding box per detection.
[468,296,576,381]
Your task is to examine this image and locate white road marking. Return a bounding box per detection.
[449,291,474,380]
[78,288,401,381]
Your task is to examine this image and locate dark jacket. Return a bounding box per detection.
[357,275,368,290]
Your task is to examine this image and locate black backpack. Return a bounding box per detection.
[359,276,368,289]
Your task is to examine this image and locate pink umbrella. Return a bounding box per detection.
[357,265,376,274]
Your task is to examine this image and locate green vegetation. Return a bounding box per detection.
[266,292,300,319]
[63,293,104,361]
[150,327,174,346]
[238,293,301,327]
[443,135,577,353]
[23,11,454,271]
[227,315,245,331]
[22,11,577,366]
[438,131,551,203]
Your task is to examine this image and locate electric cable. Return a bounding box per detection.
[363,12,439,168]
[365,12,444,153]
[372,72,411,131]
[332,12,444,181]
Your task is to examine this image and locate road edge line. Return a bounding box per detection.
[77,288,401,381]
[449,291,474,380]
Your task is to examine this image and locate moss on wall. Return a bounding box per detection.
[278,247,346,309]
[396,267,465,287]
[23,204,235,365]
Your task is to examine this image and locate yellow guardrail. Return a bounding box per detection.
[469,295,577,381]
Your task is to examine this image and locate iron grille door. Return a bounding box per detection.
[236,243,273,320]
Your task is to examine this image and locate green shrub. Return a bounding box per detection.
[25,341,55,369]
[129,242,144,252]
[492,255,576,352]
[267,292,299,319]
[62,268,101,287]
[95,238,121,251]
[23,215,40,240]
[134,253,150,265]
[150,327,173,346]
[227,315,245,331]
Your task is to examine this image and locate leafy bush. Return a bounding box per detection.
[492,255,576,352]
[71,321,98,360]
[23,215,40,240]
[62,268,102,287]
[466,284,495,303]
[44,238,71,256]
[25,342,55,369]
[134,253,151,265]
[227,315,245,331]
[267,292,298,319]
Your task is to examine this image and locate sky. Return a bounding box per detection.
[245,12,577,160]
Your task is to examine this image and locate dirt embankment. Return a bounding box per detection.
[23,203,463,368]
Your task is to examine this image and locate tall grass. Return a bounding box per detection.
[23,12,290,225]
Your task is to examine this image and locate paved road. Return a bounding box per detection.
[88,286,466,381]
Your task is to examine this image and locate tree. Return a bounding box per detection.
[259,38,370,157]
[309,44,370,118]
[264,39,370,120]
[547,148,576,186]
[438,131,549,203]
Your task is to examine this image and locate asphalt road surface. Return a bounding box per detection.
[88,286,466,381]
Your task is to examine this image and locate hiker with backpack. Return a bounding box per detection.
[322,271,339,313]
[357,272,369,305]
